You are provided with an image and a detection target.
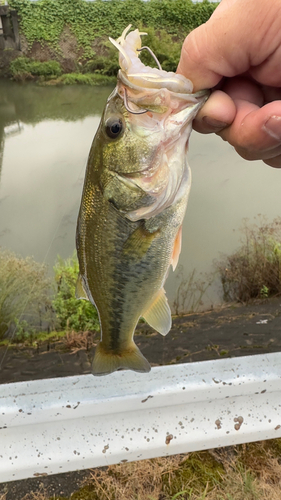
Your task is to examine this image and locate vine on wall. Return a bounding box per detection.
[9,0,216,49]
[8,0,217,78]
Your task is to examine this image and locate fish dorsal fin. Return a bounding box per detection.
[75,274,90,301]
[171,226,182,271]
[142,288,171,336]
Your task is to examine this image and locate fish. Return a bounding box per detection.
[76,25,209,376]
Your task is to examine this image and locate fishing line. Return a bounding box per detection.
[0,149,88,371]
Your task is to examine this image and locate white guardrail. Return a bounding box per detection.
[1,352,281,482]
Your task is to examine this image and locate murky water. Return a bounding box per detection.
[1,79,281,311]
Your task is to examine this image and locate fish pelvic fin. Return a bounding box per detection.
[92,341,151,376]
[142,288,172,336]
[75,274,89,301]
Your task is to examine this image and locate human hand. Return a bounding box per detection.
[177,0,281,167]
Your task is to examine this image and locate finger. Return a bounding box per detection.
[235,142,281,162]
[193,78,263,134]
[263,155,281,168]
[222,77,264,107]
[261,86,281,104]
[218,99,281,157]
[192,90,236,134]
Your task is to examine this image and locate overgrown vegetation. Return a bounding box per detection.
[10,0,217,49]
[49,72,115,86]
[12,440,281,499]
[0,249,99,344]
[2,217,281,343]
[6,0,217,82]
[173,266,214,315]
[10,57,62,80]
[0,248,51,340]
[216,217,281,303]
[53,253,99,333]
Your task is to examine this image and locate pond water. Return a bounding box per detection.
[1,79,281,312]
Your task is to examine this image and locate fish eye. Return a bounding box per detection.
[105,117,124,139]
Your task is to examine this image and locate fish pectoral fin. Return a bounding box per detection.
[171,226,182,271]
[142,288,171,336]
[92,341,151,376]
[122,224,159,260]
[75,274,90,301]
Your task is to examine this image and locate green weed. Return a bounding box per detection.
[52,252,99,333]
[162,451,224,497]
[58,73,115,86]
[10,57,62,80]
[10,0,217,50]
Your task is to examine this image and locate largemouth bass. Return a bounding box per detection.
[76,26,208,375]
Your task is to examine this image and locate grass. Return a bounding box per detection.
[0,250,99,346]
[0,329,97,355]
[0,329,67,347]
[9,57,62,80]
[0,248,52,341]
[45,73,116,86]
[12,440,281,499]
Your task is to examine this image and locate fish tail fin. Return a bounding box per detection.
[92,341,151,376]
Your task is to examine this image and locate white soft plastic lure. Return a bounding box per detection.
[110,24,194,93]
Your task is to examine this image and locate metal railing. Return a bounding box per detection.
[1,351,281,482]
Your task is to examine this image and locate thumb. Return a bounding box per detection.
[177,0,279,91]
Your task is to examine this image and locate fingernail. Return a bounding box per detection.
[263,116,281,141]
[202,116,228,130]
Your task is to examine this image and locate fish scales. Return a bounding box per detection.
[76,26,209,375]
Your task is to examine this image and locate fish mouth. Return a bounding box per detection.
[121,159,160,179]
[117,76,209,120]
[115,154,168,196]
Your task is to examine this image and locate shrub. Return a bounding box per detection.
[52,253,99,332]
[215,217,281,303]
[173,267,214,315]
[10,57,62,80]
[134,26,182,73]
[58,72,115,85]
[0,249,52,340]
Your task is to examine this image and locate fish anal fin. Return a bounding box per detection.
[75,274,89,301]
[142,288,171,336]
[171,226,182,271]
[92,341,151,376]
[122,225,159,260]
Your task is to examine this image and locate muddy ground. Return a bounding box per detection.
[1,298,281,498]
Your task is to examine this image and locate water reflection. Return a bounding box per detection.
[1,79,281,310]
[0,79,113,267]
